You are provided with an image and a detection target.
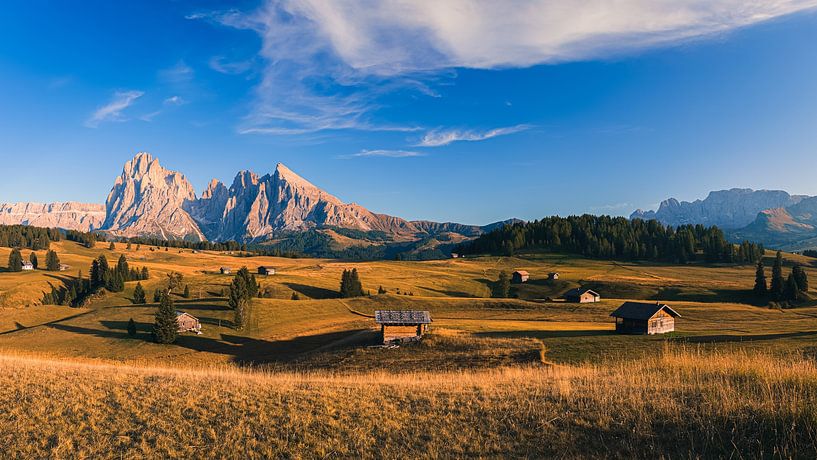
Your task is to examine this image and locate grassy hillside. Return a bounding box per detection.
[1,347,815,458]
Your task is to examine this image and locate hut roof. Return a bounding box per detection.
[564,288,599,297]
[610,302,680,320]
[375,310,432,325]
[175,311,198,319]
[513,270,529,276]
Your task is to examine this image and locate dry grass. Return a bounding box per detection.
[0,346,815,458]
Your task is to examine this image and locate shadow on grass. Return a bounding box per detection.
[676,330,817,344]
[420,286,476,298]
[53,321,372,365]
[474,330,616,339]
[283,282,338,299]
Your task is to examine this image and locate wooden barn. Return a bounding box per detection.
[548,272,560,280]
[512,270,530,284]
[610,302,680,335]
[375,310,432,344]
[175,311,202,334]
[258,266,276,276]
[21,261,34,271]
[219,267,232,275]
[564,288,601,303]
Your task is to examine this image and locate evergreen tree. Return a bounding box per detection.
[753,260,767,296]
[291,292,300,300]
[378,285,386,295]
[45,250,60,271]
[235,267,259,298]
[98,255,110,288]
[90,259,102,288]
[183,284,190,298]
[126,242,132,250]
[140,266,150,280]
[339,269,351,298]
[127,318,137,337]
[109,242,116,250]
[153,288,162,303]
[152,291,178,344]
[29,252,38,270]
[132,282,146,304]
[770,251,785,300]
[116,255,129,281]
[492,271,511,298]
[785,273,800,302]
[7,248,23,272]
[792,264,809,292]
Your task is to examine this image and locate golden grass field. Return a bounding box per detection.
[2,240,817,456]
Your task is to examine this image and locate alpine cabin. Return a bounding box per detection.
[512,270,530,284]
[21,261,34,271]
[610,302,680,335]
[220,267,232,275]
[175,312,202,334]
[548,272,560,280]
[375,310,432,344]
[258,266,276,276]
[564,288,601,303]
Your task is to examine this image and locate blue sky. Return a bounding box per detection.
[2,1,817,225]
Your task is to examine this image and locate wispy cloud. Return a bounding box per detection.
[339,149,425,159]
[191,0,817,135]
[159,61,194,84]
[85,90,144,127]
[209,56,255,75]
[164,95,185,106]
[418,125,531,147]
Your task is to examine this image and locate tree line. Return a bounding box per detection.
[457,215,764,264]
[0,224,60,250]
[41,254,150,306]
[753,251,809,305]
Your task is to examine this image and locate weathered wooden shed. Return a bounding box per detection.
[375,310,432,344]
[512,270,530,284]
[564,288,601,303]
[548,272,560,280]
[175,311,202,334]
[219,267,232,275]
[258,266,276,276]
[610,302,680,335]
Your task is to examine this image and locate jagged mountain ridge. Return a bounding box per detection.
[631,188,807,229]
[95,152,507,246]
[0,202,105,232]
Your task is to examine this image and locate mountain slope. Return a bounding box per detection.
[729,196,817,250]
[0,202,105,232]
[631,188,806,229]
[103,152,205,241]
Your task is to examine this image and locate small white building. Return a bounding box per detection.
[21,261,34,271]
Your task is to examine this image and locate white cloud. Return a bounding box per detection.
[193,0,817,134]
[159,61,194,84]
[340,149,425,159]
[209,56,255,75]
[85,90,144,127]
[164,95,185,105]
[418,125,530,147]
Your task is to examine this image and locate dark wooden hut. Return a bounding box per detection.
[374,310,432,344]
[610,302,680,335]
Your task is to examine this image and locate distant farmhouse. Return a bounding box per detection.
[375,310,432,344]
[220,267,232,275]
[175,312,201,334]
[21,261,34,271]
[258,266,276,276]
[564,288,600,303]
[512,270,530,284]
[548,272,560,280]
[610,302,680,335]
[58,264,70,272]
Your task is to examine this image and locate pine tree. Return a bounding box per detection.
[127,318,137,337]
[140,266,150,280]
[770,251,785,300]
[126,242,132,250]
[350,269,363,296]
[29,252,38,269]
[785,273,800,302]
[492,271,511,298]
[109,242,116,250]
[291,292,300,300]
[183,284,190,298]
[792,264,809,292]
[378,285,386,295]
[116,255,129,281]
[753,260,767,296]
[152,291,178,344]
[153,288,162,303]
[98,255,110,288]
[8,248,23,272]
[45,250,60,271]
[339,269,351,298]
[133,282,146,304]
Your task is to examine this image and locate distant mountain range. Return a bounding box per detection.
[631,188,817,251]
[2,152,513,258]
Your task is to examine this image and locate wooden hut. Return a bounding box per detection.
[512,270,530,284]
[258,266,276,276]
[21,261,34,271]
[610,302,680,335]
[375,310,432,344]
[175,311,202,334]
[548,272,560,280]
[564,288,601,303]
[219,267,232,275]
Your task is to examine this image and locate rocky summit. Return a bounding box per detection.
[0,201,105,232]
